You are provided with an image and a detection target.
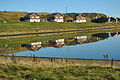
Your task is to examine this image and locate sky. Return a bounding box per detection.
[0,0,120,17]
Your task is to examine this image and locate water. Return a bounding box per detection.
[4,32,120,60]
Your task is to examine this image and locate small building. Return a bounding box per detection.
[108,17,120,23]
[49,39,65,48]
[74,14,86,23]
[49,13,64,22]
[117,18,120,22]
[24,13,41,22]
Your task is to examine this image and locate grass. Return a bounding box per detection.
[1,20,120,35]
[0,63,120,80]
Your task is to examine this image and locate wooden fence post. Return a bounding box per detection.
[111,58,114,67]
[50,58,54,67]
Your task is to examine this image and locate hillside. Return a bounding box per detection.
[64,13,107,22]
[0,11,107,22]
[0,11,27,20]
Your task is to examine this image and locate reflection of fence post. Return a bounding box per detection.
[111,58,114,67]
[103,54,109,64]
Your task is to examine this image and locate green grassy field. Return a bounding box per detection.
[0,21,102,34]
[0,63,120,80]
[1,20,120,35]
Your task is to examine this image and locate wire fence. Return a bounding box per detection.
[0,55,120,68]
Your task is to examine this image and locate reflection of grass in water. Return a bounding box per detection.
[0,31,90,47]
[0,63,119,80]
[0,32,89,54]
[0,29,120,54]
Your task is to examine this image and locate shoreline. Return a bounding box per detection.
[1,55,120,61]
[1,26,120,37]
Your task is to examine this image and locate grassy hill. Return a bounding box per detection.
[0,11,27,20]
[0,11,107,22]
[64,13,107,22]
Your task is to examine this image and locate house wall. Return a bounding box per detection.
[40,19,47,22]
[74,20,86,23]
[54,19,64,22]
[49,15,64,22]
[25,19,40,22]
[30,19,40,22]
[50,19,64,22]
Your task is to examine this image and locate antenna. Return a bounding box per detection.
[55,10,57,13]
[65,6,68,14]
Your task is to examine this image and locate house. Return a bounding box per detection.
[49,13,64,22]
[117,18,120,22]
[74,14,86,23]
[49,39,65,48]
[108,17,120,23]
[24,13,41,22]
[40,17,48,22]
[74,36,87,44]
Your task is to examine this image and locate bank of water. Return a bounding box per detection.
[5,32,120,60]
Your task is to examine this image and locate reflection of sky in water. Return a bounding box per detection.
[13,35,120,60]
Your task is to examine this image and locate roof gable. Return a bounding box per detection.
[25,13,40,18]
[51,13,63,17]
[75,14,86,20]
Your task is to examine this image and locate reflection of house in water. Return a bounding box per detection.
[21,32,120,51]
[108,32,120,37]
[92,32,119,39]
[49,39,65,48]
[87,32,120,43]
[92,33,109,39]
[21,42,42,51]
[74,36,87,44]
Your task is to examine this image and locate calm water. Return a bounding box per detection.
[5,32,120,60]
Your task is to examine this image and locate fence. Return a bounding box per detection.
[0,56,120,68]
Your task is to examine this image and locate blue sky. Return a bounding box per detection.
[0,0,120,17]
